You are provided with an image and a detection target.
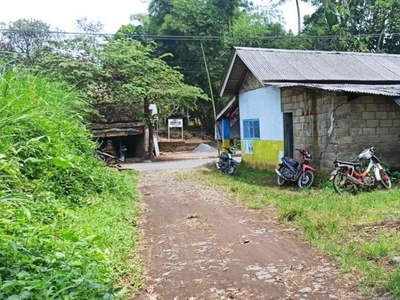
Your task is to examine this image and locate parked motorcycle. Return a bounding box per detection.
[216,147,239,175]
[95,150,123,166]
[329,147,391,195]
[275,149,315,188]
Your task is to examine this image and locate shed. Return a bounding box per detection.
[91,103,146,159]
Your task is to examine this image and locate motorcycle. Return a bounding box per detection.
[216,147,239,175]
[95,145,126,166]
[275,149,315,188]
[329,147,391,195]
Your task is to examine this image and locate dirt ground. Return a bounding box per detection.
[133,169,373,300]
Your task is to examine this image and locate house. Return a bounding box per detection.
[218,47,400,172]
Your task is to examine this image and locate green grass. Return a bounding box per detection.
[193,164,400,297]
[59,170,144,296]
[0,71,143,299]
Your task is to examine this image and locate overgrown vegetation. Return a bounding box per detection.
[193,165,400,298]
[0,71,143,299]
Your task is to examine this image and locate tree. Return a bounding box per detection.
[276,0,312,34]
[100,39,209,157]
[146,0,232,133]
[33,36,208,158]
[227,8,286,48]
[0,19,51,65]
[209,0,241,32]
[302,0,400,53]
[145,0,288,131]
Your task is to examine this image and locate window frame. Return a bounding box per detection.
[243,118,260,140]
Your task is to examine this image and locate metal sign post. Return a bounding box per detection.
[168,118,183,140]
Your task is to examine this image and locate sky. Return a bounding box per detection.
[0,0,315,34]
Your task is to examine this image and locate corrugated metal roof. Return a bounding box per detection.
[266,83,400,97]
[219,47,400,97]
[236,47,400,82]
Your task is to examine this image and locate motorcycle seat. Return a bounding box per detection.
[334,160,361,166]
[282,157,299,169]
[220,153,229,161]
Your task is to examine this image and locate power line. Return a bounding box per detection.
[0,29,114,37]
[128,33,400,41]
[1,28,400,42]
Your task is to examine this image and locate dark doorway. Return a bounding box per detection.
[283,113,294,157]
[98,134,144,159]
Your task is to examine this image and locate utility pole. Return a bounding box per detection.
[200,41,220,157]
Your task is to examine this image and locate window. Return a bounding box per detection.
[243,119,260,139]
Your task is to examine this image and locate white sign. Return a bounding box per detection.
[244,140,253,154]
[168,118,184,140]
[168,119,183,128]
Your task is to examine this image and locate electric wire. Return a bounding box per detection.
[1,29,400,41]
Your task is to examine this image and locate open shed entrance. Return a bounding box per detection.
[98,134,144,159]
[93,126,145,160]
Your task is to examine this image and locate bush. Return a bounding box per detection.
[0,71,142,299]
[183,130,193,140]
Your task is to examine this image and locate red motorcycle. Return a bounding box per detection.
[275,149,315,188]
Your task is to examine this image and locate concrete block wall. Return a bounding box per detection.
[334,95,400,170]
[281,88,400,172]
[281,88,334,171]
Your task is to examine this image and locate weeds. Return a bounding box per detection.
[0,71,142,299]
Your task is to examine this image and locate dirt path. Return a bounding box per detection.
[134,169,365,300]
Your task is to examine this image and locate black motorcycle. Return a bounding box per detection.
[216,147,239,175]
[275,148,315,189]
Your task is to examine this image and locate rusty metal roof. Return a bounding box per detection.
[220,47,400,97]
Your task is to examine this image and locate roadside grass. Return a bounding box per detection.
[192,164,400,297]
[59,170,144,297]
[0,71,143,299]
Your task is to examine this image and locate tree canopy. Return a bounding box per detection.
[2,0,400,136]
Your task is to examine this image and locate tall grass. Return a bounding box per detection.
[0,70,142,299]
[193,165,400,297]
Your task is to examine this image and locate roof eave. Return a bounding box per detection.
[216,97,237,121]
[219,51,238,98]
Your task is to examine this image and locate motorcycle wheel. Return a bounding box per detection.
[277,166,287,186]
[297,170,314,189]
[226,161,239,176]
[332,171,357,195]
[379,170,392,189]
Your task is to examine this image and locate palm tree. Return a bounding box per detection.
[277,0,310,34]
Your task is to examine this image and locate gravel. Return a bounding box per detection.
[192,143,218,153]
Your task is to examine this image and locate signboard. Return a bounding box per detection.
[168,119,183,128]
[168,118,184,140]
[244,140,254,154]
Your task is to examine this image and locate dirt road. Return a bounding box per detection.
[134,168,365,300]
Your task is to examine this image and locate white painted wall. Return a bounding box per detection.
[239,86,283,141]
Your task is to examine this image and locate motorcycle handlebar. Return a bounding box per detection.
[295,148,312,159]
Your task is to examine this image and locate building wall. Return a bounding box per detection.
[239,86,284,169]
[281,88,400,172]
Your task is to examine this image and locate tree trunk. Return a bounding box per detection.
[148,120,155,159]
[144,101,155,160]
[296,0,301,34]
